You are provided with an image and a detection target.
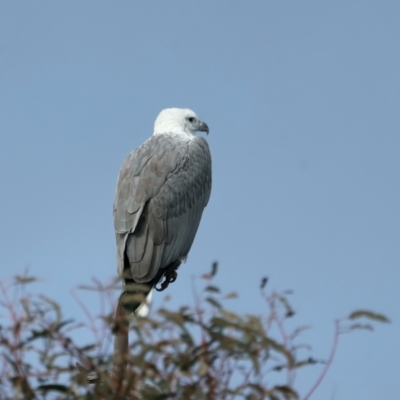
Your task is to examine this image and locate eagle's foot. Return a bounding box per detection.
[155,262,180,292]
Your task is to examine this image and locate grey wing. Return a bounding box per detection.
[114,135,211,284]
[152,137,212,271]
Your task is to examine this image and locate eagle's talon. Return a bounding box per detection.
[155,267,178,292]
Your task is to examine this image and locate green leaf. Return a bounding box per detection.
[224,292,238,299]
[38,295,62,320]
[294,357,318,368]
[14,275,37,285]
[206,297,222,309]
[159,309,184,326]
[277,295,295,318]
[198,357,209,376]
[260,277,268,289]
[273,385,299,399]
[205,285,220,293]
[77,284,101,291]
[211,261,218,276]
[348,310,390,323]
[37,384,70,393]
[349,323,374,331]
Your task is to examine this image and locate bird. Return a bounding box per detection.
[113,108,212,314]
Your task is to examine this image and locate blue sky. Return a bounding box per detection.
[1,2,399,398]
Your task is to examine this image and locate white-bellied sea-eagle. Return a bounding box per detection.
[113,108,212,313]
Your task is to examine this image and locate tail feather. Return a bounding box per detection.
[121,259,181,315]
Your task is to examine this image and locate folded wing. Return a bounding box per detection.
[114,134,212,284]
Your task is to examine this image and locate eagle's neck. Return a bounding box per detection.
[153,126,193,137]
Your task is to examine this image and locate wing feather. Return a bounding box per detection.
[153,137,211,269]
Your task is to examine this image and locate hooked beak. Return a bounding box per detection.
[198,121,209,134]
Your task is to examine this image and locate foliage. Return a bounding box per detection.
[0,266,389,399]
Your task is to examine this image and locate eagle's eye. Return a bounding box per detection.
[188,117,195,123]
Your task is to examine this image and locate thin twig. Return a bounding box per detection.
[302,320,341,400]
[266,292,294,385]
[71,289,102,351]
